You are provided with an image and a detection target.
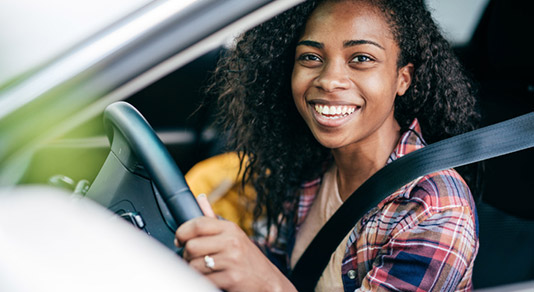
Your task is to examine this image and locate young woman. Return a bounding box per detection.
[176,0,479,291]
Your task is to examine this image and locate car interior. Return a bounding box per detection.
[455,0,534,288]
[9,0,534,289]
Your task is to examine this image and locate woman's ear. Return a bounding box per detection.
[396,63,414,96]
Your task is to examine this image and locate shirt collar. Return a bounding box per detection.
[387,118,427,164]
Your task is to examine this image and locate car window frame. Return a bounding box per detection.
[0,0,303,185]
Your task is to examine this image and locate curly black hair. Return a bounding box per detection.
[208,0,478,232]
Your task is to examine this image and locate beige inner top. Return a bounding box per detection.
[290,165,351,291]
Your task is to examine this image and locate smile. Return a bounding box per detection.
[313,104,358,119]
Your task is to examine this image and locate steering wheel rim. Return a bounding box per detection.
[103,101,203,227]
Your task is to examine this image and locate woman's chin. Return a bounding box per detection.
[313,135,349,150]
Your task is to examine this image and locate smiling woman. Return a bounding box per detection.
[1,0,530,291]
[175,0,479,291]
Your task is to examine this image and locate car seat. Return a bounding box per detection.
[458,0,534,288]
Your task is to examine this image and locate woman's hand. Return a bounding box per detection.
[175,195,296,292]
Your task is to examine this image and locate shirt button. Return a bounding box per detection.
[347,269,357,280]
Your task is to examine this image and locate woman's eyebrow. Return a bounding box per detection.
[296,39,384,50]
[296,40,324,49]
[344,39,384,50]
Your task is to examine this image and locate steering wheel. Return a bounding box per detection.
[86,101,203,251]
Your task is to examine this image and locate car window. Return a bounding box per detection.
[426,0,489,46]
[0,0,151,85]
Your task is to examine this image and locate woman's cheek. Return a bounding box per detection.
[291,77,306,113]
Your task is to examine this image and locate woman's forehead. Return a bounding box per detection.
[301,0,394,45]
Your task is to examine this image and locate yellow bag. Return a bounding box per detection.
[185,152,256,235]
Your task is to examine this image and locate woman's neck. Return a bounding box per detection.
[332,120,401,201]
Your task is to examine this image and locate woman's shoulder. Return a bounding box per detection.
[412,168,474,211]
[375,168,475,223]
[380,168,473,210]
[378,169,477,232]
[370,169,477,240]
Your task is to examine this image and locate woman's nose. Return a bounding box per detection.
[314,61,351,92]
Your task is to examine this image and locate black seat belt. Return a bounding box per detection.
[290,112,534,291]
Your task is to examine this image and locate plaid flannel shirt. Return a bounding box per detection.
[259,119,479,291]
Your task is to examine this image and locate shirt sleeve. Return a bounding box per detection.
[357,204,478,292]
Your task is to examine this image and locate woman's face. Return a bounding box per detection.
[291,0,412,150]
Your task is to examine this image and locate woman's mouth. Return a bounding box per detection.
[313,104,359,119]
[308,102,361,128]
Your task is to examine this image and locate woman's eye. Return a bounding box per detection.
[298,54,321,62]
[351,55,373,63]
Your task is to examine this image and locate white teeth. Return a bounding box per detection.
[313,104,357,117]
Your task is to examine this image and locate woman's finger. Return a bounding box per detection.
[181,234,226,261]
[196,193,217,218]
[189,253,224,274]
[175,216,221,247]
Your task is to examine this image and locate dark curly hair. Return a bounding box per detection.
[208,0,478,232]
